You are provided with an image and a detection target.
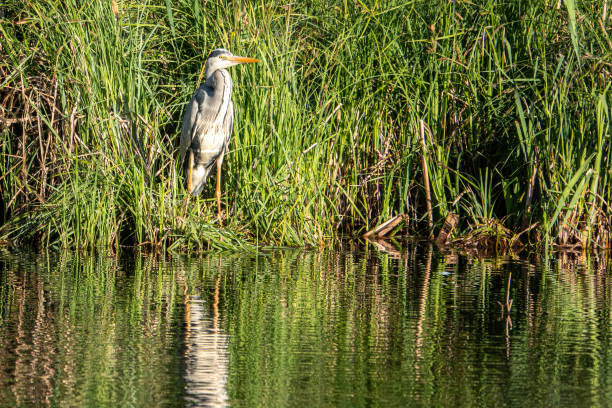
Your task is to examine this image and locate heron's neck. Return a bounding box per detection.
[206,69,232,90]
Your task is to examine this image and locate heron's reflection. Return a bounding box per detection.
[184,272,228,407]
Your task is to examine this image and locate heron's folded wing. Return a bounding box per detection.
[223,102,234,149]
[180,84,225,161]
[180,90,200,164]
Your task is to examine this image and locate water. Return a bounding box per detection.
[0,247,610,407]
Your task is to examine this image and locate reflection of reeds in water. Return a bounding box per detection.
[1,249,611,406]
[0,252,189,406]
[414,245,432,381]
[9,274,56,406]
[184,273,228,407]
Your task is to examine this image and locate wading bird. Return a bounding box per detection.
[180,48,259,221]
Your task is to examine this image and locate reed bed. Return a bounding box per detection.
[0,0,610,251]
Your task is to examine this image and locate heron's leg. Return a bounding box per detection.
[215,152,224,223]
[187,150,194,193]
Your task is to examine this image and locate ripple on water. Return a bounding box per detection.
[0,250,610,407]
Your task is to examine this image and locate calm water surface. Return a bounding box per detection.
[0,247,610,407]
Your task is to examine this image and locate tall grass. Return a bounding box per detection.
[0,0,610,250]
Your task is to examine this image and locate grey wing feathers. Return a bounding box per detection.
[179,91,200,164]
[179,84,226,164]
[224,102,234,150]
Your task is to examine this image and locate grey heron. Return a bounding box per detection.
[180,48,259,221]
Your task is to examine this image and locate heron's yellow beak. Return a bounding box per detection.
[226,55,260,64]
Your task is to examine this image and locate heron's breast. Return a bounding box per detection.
[194,134,224,155]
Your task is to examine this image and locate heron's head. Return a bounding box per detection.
[205,48,259,79]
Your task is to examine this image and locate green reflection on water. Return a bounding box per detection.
[0,248,610,407]
[0,253,186,407]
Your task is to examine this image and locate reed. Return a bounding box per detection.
[0,0,609,250]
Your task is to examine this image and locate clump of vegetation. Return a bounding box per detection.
[0,0,609,251]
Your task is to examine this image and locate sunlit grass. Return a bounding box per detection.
[0,0,609,250]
